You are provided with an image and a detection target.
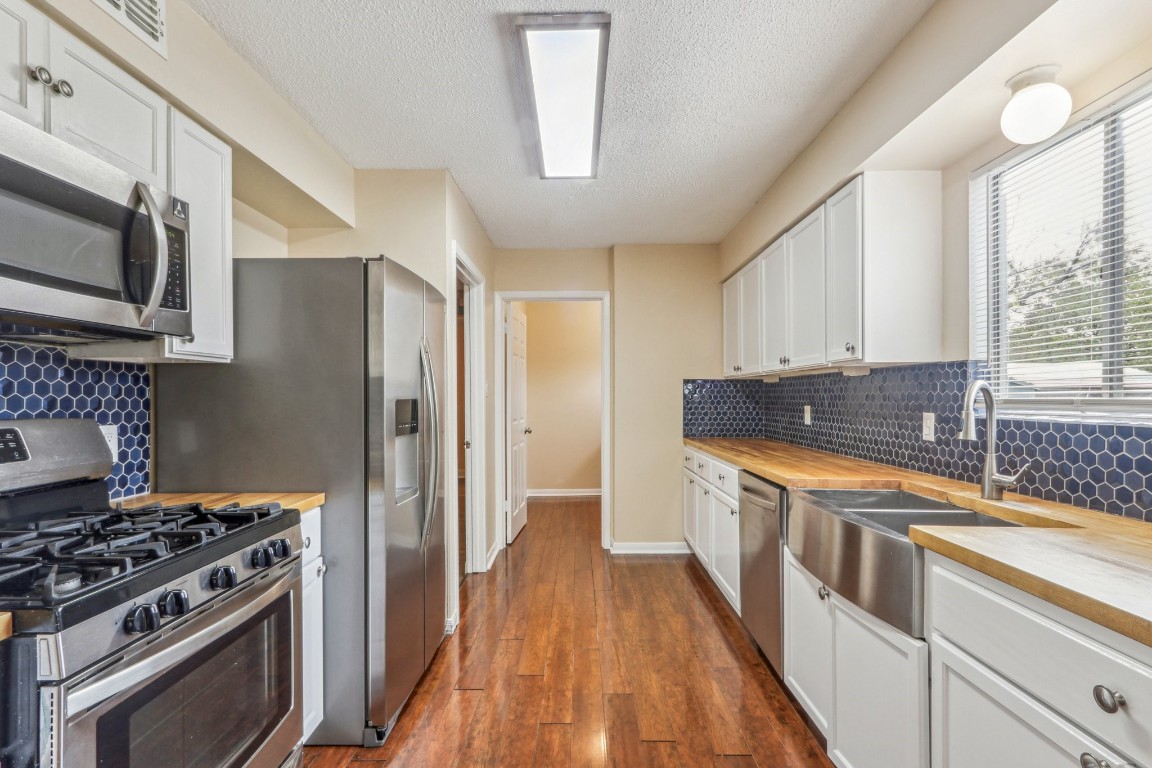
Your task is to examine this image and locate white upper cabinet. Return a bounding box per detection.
[825,176,862,363]
[785,206,826,369]
[46,24,168,188]
[760,238,788,373]
[722,258,763,377]
[0,0,46,128]
[722,276,741,376]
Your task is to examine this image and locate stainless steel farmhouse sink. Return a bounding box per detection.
[787,489,1021,638]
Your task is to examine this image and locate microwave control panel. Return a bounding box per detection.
[0,427,28,463]
[160,225,188,312]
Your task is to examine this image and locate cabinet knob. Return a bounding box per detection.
[317,563,328,577]
[817,585,829,601]
[689,479,694,485]
[1079,753,1117,768]
[718,473,725,481]
[304,535,312,549]
[844,342,856,354]
[778,356,784,365]
[524,426,533,435]
[52,79,74,98]
[730,508,737,516]
[1092,685,1126,714]
[28,65,53,85]
[698,462,705,470]
[704,489,710,496]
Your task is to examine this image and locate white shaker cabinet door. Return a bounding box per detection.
[785,207,826,369]
[760,238,788,373]
[694,480,713,571]
[722,275,741,377]
[825,176,862,363]
[302,554,326,741]
[738,258,762,375]
[0,0,46,128]
[783,549,834,737]
[169,110,233,360]
[682,469,698,554]
[46,24,167,187]
[710,491,740,614]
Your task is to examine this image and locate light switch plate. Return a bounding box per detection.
[99,424,119,458]
[804,405,812,425]
[922,412,936,442]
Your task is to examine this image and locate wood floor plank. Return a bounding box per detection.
[306,499,830,768]
[534,723,573,767]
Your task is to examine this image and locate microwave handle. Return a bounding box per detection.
[135,181,169,327]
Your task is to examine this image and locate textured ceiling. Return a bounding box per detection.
[185,0,938,248]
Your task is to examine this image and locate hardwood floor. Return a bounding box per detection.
[303,497,832,768]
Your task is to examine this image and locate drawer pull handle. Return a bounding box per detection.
[817,585,829,601]
[718,473,725,481]
[698,462,705,470]
[1092,685,1126,714]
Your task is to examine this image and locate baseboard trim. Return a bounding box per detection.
[609,541,692,555]
[445,611,459,634]
[527,488,602,498]
[485,539,501,570]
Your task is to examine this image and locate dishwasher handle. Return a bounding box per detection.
[739,484,778,511]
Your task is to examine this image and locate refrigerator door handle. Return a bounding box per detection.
[419,338,440,551]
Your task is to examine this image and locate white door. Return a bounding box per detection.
[682,469,697,553]
[786,207,827,369]
[784,549,834,736]
[506,303,529,543]
[825,177,862,363]
[0,0,47,128]
[694,482,712,570]
[760,239,788,373]
[722,276,740,376]
[169,110,233,360]
[738,259,762,375]
[710,492,740,613]
[46,24,168,188]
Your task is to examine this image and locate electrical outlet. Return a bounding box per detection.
[922,412,936,442]
[99,424,119,458]
[803,405,812,425]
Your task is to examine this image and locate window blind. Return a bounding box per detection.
[972,89,1152,409]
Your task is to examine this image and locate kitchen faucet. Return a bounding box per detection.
[960,379,1030,500]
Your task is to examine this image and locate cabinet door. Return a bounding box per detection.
[785,207,826,369]
[682,470,698,553]
[303,555,326,742]
[760,238,788,373]
[710,492,740,614]
[169,110,233,360]
[0,0,46,128]
[695,482,713,570]
[830,594,927,768]
[825,177,862,363]
[931,636,1133,768]
[738,259,762,375]
[722,276,741,377]
[46,24,167,187]
[784,549,833,736]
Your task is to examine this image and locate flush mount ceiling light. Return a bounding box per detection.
[1000,65,1072,145]
[513,13,610,179]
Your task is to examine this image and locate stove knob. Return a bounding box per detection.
[251,546,275,569]
[125,604,161,634]
[210,565,238,590]
[158,589,191,617]
[271,538,293,559]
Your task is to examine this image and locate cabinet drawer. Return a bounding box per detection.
[929,561,1152,764]
[682,446,696,473]
[709,459,739,499]
[301,506,322,566]
[689,451,711,479]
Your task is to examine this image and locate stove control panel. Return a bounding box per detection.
[0,428,28,463]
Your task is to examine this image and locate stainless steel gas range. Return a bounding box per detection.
[0,419,304,768]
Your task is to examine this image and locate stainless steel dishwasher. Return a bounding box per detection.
[738,470,786,676]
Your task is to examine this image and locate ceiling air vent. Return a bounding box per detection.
[91,0,168,58]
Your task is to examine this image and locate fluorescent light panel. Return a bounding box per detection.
[515,14,610,179]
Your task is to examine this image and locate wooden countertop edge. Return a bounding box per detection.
[0,612,10,643]
[121,492,326,512]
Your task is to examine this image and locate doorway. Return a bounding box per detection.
[495,291,612,552]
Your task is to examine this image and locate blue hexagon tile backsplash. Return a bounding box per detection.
[685,361,1152,522]
[0,343,150,499]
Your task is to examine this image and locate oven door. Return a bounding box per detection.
[0,112,191,343]
[45,562,302,768]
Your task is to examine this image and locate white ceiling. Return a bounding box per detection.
[185,0,938,248]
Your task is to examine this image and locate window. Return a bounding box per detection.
[972,88,1152,415]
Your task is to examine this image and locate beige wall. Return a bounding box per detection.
[494,249,612,292]
[524,302,602,491]
[233,201,288,260]
[612,245,722,544]
[38,0,355,227]
[719,0,1059,279]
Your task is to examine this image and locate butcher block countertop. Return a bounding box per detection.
[122,491,326,513]
[686,438,1152,647]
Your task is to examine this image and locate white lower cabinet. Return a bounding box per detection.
[682,469,698,553]
[784,548,834,736]
[694,480,712,571]
[830,593,927,768]
[301,507,325,742]
[784,548,927,766]
[710,490,740,613]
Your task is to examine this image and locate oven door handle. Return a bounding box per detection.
[66,565,295,715]
[134,181,169,328]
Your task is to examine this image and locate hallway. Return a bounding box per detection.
[303,498,831,767]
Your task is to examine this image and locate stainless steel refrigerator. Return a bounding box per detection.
[155,256,447,746]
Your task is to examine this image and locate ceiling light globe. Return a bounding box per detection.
[1000,81,1072,145]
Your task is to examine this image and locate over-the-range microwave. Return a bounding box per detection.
[0,111,191,345]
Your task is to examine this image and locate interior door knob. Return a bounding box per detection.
[524,426,533,435]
